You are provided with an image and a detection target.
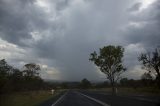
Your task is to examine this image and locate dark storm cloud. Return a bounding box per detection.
[0,0,160,81]
[28,0,134,81]
[125,0,160,50]
[128,2,142,12]
[0,0,52,46]
[54,0,71,11]
[0,0,32,45]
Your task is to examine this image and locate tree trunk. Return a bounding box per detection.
[112,86,116,95]
[156,76,160,89]
[111,82,116,95]
[155,67,160,88]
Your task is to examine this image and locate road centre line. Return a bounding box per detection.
[76,91,110,106]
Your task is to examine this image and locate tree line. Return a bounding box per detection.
[0,45,159,95]
[55,76,156,89]
[89,45,160,94]
[0,60,44,94]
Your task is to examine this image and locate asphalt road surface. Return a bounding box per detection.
[53,90,102,106]
[41,90,160,106]
[80,90,160,106]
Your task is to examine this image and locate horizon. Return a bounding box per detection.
[0,0,160,81]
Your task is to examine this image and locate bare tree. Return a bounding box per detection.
[138,48,160,88]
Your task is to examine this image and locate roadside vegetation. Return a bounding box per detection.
[0,90,65,106]
[89,45,126,95]
[0,59,66,106]
[0,45,160,105]
[88,46,160,95]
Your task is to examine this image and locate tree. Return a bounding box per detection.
[23,63,40,77]
[22,63,42,90]
[0,59,45,92]
[80,78,91,89]
[120,78,128,87]
[0,59,13,93]
[94,81,109,88]
[61,82,68,89]
[0,59,12,77]
[89,45,126,94]
[141,72,152,80]
[138,48,160,88]
[141,72,153,86]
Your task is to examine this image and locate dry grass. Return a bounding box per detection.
[0,90,63,106]
[117,87,160,95]
[89,87,160,96]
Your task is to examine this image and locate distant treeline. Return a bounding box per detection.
[45,77,157,89]
[0,59,52,94]
[0,58,158,94]
[0,59,93,94]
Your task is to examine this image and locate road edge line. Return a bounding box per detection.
[51,91,67,106]
[77,92,110,106]
[96,93,159,103]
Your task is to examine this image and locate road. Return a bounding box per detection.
[52,90,103,106]
[80,90,160,106]
[40,90,160,106]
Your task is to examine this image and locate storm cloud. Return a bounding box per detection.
[0,0,159,81]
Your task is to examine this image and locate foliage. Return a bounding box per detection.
[94,81,109,88]
[119,78,155,88]
[0,59,13,93]
[141,72,153,80]
[138,48,160,88]
[120,78,129,86]
[141,72,153,87]
[0,59,44,94]
[89,45,126,94]
[80,78,91,89]
[23,63,40,77]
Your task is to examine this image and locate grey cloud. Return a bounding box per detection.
[29,0,134,81]
[128,2,142,12]
[120,0,160,74]
[0,0,52,46]
[124,0,160,49]
[54,0,71,11]
[0,0,160,81]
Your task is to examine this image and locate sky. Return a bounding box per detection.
[0,0,160,81]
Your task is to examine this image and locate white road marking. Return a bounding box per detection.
[76,92,110,106]
[51,92,68,106]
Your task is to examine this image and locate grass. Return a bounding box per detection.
[88,87,160,96]
[0,90,64,106]
[117,87,160,95]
